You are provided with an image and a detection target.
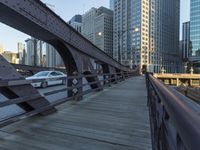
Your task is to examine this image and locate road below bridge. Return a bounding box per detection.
[0,76,152,150]
[0,78,92,120]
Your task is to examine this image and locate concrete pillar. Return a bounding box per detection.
[176,78,179,86]
[189,79,192,87]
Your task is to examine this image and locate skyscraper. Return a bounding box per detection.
[181,22,192,60]
[112,0,150,68]
[150,0,180,73]
[68,15,82,33]
[190,0,200,56]
[95,7,113,57]
[82,8,97,43]
[82,7,113,57]
[25,38,35,66]
[112,0,180,72]
[17,42,25,64]
[109,0,114,10]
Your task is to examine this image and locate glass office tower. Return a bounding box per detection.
[112,0,180,72]
[190,0,200,56]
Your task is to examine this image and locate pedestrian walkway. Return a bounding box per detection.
[0,76,152,150]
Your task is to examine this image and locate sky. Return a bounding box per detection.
[0,0,190,52]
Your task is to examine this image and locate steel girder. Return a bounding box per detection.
[0,55,56,115]
[0,0,131,72]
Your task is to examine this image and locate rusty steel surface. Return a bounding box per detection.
[146,73,200,150]
[0,55,56,115]
[0,0,138,130]
[0,67,135,128]
[0,0,130,72]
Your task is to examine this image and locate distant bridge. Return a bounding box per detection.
[153,73,200,86]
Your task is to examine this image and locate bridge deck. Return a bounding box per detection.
[0,76,152,150]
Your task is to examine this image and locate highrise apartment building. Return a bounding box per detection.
[190,0,200,56]
[112,0,180,72]
[112,0,150,68]
[132,0,150,69]
[82,7,113,57]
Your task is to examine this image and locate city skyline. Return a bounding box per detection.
[0,0,190,52]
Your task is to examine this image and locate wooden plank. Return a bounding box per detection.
[0,76,152,150]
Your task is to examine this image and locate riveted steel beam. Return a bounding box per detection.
[0,55,56,115]
[0,0,131,72]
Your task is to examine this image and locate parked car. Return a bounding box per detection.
[26,71,67,88]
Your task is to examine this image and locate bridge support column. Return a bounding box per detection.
[176,78,179,86]
[189,79,192,86]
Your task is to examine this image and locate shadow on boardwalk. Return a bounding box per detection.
[0,76,152,150]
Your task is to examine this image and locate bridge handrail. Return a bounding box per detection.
[0,72,135,128]
[146,73,200,150]
[0,72,129,86]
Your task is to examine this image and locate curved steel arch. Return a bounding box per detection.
[0,0,131,72]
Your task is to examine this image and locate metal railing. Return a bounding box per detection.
[11,63,66,76]
[146,73,200,150]
[0,72,136,128]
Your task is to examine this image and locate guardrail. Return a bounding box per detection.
[0,72,136,128]
[146,73,200,150]
[11,63,66,76]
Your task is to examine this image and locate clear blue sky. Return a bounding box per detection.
[0,0,190,52]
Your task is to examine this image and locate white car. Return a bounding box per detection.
[26,71,67,88]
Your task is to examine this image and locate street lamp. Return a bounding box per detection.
[97,32,103,36]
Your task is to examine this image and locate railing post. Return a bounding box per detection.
[108,74,112,86]
[121,72,125,81]
[76,73,83,100]
[68,72,83,101]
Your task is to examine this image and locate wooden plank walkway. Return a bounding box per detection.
[0,76,152,150]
